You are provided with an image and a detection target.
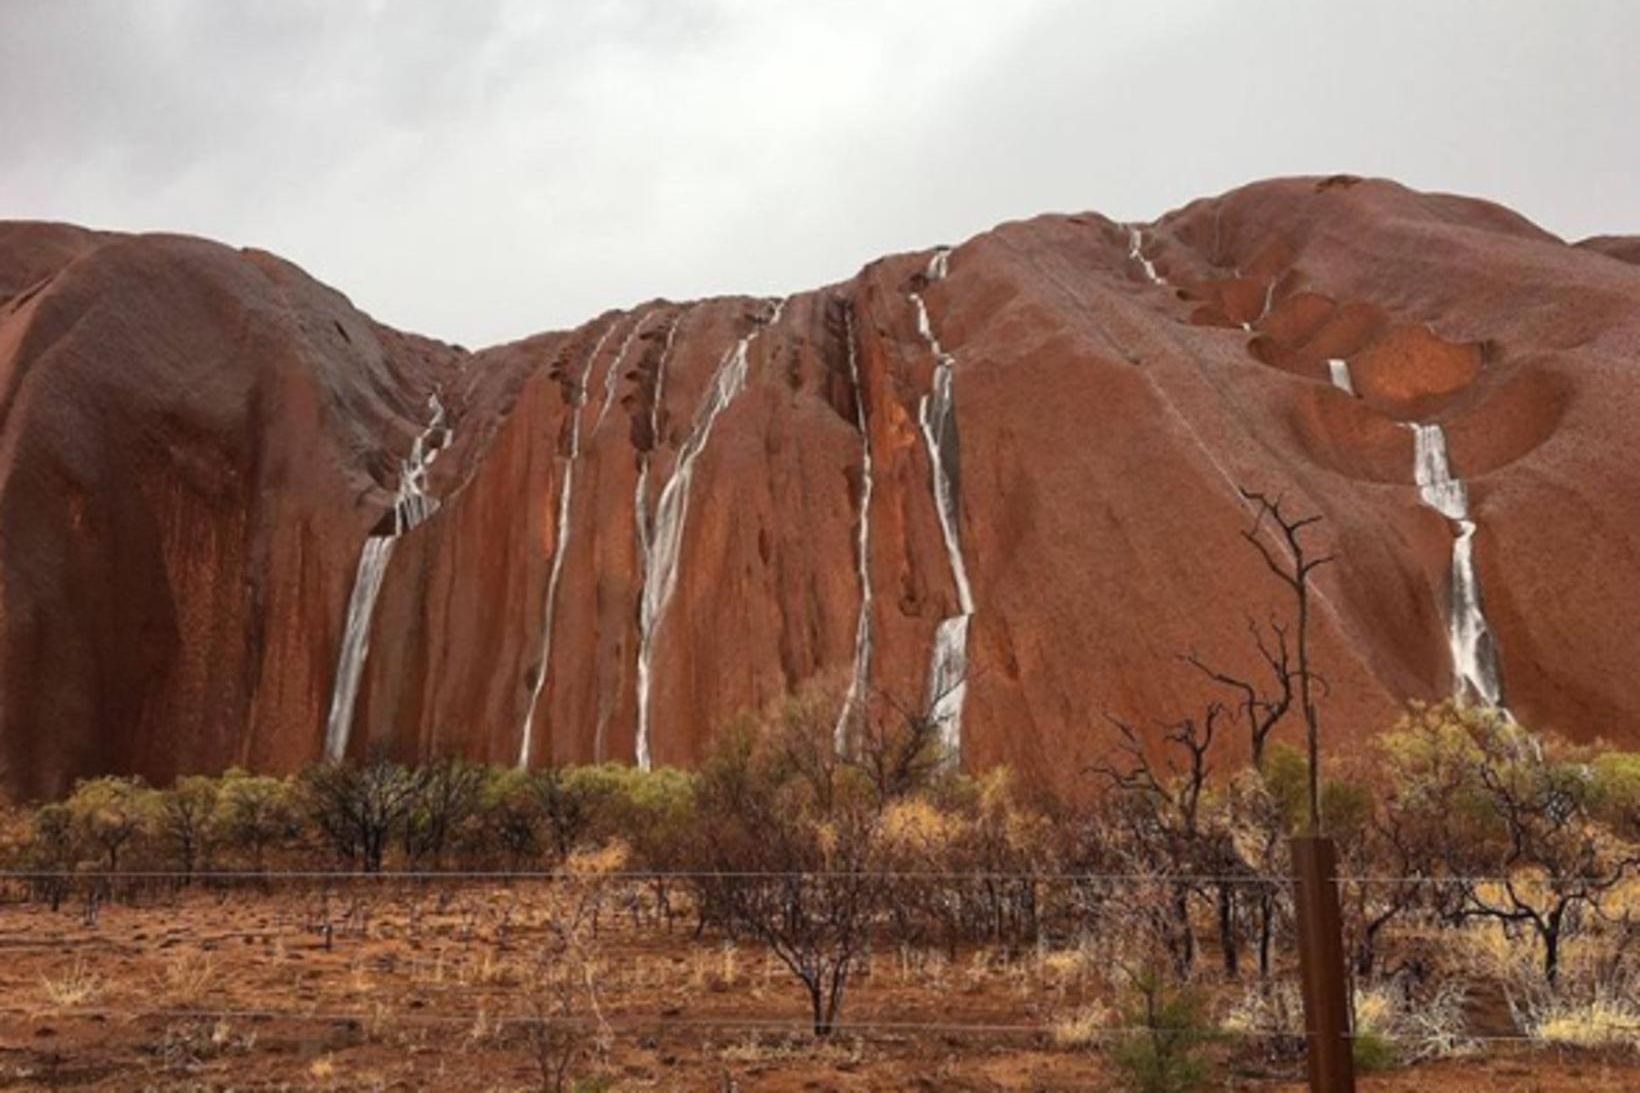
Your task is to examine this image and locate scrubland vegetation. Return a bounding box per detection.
[1,690,1637,1090]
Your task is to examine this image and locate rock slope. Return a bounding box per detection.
[2,177,1637,801]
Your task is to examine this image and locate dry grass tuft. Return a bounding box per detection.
[1050,1002,1114,1049]
[38,958,106,1009]
[155,949,218,1007]
[1525,988,1640,1052]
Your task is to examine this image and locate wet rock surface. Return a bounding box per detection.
[4,176,1639,799]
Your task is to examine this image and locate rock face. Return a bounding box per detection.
[3,177,1639,802]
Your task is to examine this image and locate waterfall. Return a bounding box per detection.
[634,300,785,770]
[1410,423,1468,521]
[322,538,396,761]
[834,306,875,753]
[594,309,654,433]
[324,393,452,761]
[627,315,687,765]
[910,247,973,764]
[1327,358,1357,396]
[517,319,625,769]
[1128,227,1166,286]
[927,246,950,282]
[1406,422,1504,706]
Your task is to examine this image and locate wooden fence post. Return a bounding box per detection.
[1291,834,1355,1092]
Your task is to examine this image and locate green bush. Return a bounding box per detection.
[1351,1028,1399,1071]
[1109,970,1218,1093]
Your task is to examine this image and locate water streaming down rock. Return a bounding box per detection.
[517,320,625,768]
[633,300,785,770]
[1128,227,1166,286]
[594,309,654,434]
[1410,422,1468,520]
[1241,280,1278,332]
[1327,358,1357,396]
[323,394,451,761]
[628,315,686,765]
[911,248,974,764]
[834,306,875,753]
[1407,422,1504,706]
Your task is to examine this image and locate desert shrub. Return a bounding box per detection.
[64,775,157,872]
[300,757,424,872]
[404,757,485,868]
[1590,751,1640,841]
[155,775,222,880]
[1109,969,1217,1093]
[26,802,78,906]
[946,768,1058,949]
[216,769,296,871]
[591,765,695,868]
[690,712,886,1036]
[479,767,543,867]
[1218,981,1306,1065]
[1350,1028,1398,1071]
[0,799,30,871]
[1350,981,1474,1067]
[1383,700,1639,983]
[1260,743,1371,839]
[1051,1000,1115,1049]
[1521,981,1640,1052]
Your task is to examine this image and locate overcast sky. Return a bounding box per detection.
[2,1,1636,347]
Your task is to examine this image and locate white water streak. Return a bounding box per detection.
[1406,423,1504,706]
[834,307,875,753]
[1327,358,1357,396]
[518,320,624,769]
[1128,227,1166,286]
[324,393,451,761]
[634,301,784,770]
[594,310,654,433]
[323,538,396,761]
[1410,423,1468,521]
[911,248,973,764]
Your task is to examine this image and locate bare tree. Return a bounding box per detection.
[691,718,886,1036]
[1183,615,1293,773]
[405,757,485,868]
[1235,488,1334,831]
[844,686,948,805]
[1092,704,1230,975]
[301,756,425,873]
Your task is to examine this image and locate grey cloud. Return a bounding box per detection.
[1,0,1635,347]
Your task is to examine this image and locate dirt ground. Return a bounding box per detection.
[0,884,1633,1091]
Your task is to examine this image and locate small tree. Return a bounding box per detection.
[405,757,484,868]
[217,769,295,873]
[480,767,543,868]
[301,757,424,872]
[536,766,598,863]
[846,686,949,805]
[28,802,78,909]
[1232,489,1333,829]
[1092,704,1230,975]
[691,713,886,1037]
[1385,700,1639,983]
[1110,967,1218,1093]
[156,775,222,882]
[65,776,156,873]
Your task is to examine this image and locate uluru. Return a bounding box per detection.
[2,176,1638,802]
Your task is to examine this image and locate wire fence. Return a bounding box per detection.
[6,1003,1634,1042]
[0,867,1599,885]
[4,864,1637,1078]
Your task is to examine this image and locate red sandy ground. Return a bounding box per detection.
[0,885,1633,1090]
